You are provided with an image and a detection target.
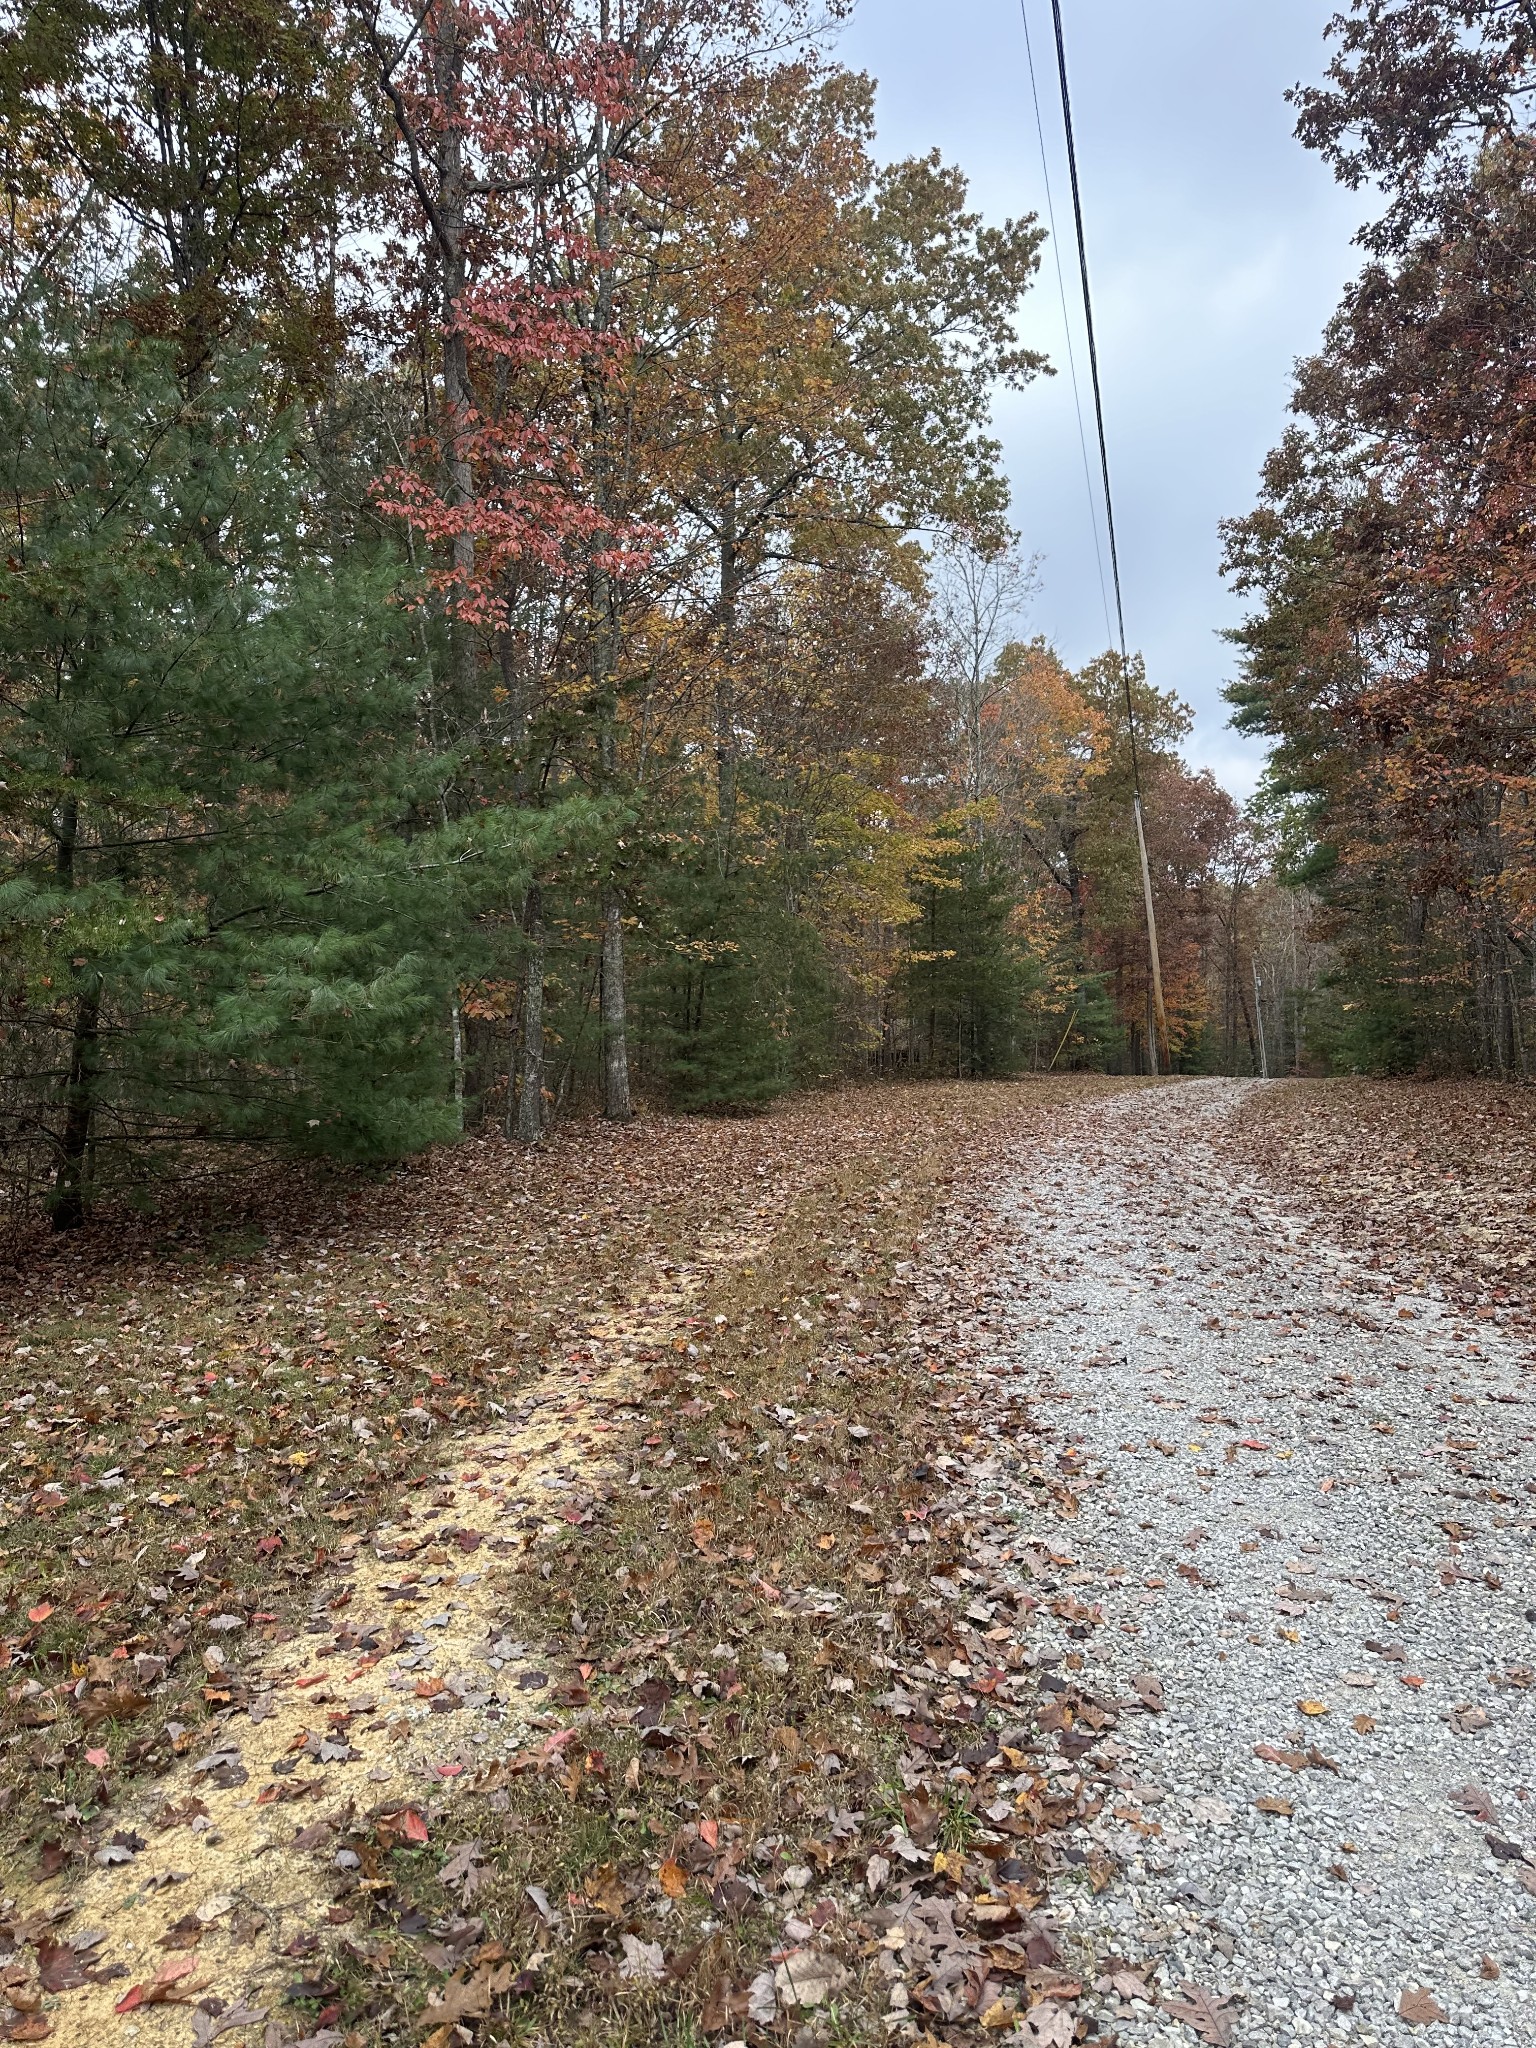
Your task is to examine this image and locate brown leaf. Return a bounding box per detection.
[34,1941,87,1992]
[1161,1981,1236,2044]
[1449,1784,1497,1825]
[1398,1987,1448,2026]
[1130,1672,1165,1713]
[416,1965,495,2029]
[79,1685,149,1729]
[658,1857,688,1899]
[1253,1796,1294,1817]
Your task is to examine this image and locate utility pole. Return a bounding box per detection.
[1252,958,1270,1079]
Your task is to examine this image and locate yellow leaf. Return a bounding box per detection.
[1297,1699,1330,1717]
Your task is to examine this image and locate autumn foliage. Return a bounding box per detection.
[0,0,1291,1235]
[1226,0,1536,1073]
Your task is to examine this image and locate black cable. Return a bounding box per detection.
[1018,0,1114,649]
[1041,1,1168,1072]
[1047,0,1144,793]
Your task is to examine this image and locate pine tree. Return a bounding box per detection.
[0,297,559,1220]
[898,831,1036,1078]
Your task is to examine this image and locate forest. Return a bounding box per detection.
[2,9,1535,2047]
[3,0,1536,1238]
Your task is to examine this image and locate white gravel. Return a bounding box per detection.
[993,1079,1536,2048]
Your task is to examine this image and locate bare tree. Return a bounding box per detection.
[930,536,1039,806]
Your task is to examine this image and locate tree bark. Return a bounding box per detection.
[450,997,466,1128]
[716,486,740,863]
[600,888,633,1121]
[516,885,546,1142]
[50,985,99,1232]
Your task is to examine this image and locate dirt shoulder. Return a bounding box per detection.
[1229,1078,1536,1339]
[1,1076,1145,2048]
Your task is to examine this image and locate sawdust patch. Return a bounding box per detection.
[2,1230,760,2046]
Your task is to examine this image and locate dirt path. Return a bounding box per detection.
[1003,1080,1536,2048]
[8,1075,1535,2048]
[0,1186,780,2048]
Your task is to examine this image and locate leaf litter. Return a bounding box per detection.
[1,1077,1178,2046]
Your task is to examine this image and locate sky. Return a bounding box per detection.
[835,0,1369,799]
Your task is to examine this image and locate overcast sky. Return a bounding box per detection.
[835,0,1368,799]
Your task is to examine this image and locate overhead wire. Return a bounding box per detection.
[1029,0,1170,1070]
[1017,0,1115,650]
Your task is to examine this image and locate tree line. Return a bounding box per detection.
[0,0,1328,1233]
[1226,0,1536,1078]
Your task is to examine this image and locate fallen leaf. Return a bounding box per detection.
[773,1947,849,2009]
[618,1933,666,1982]
[1019,2000,1074,2046]
[112,1951,202,2015]
[1253,1795,1294,1817]
[438,1841,486,1903]
[1099,1968,1153,2000]
[1161,1981,1236,2044]
[657,1858,688,1900]
[746,1969,777,2025]
[35,1941,87,1993]
[1449,1784,1497,1825]
[1398,1986,1448,2026]
[191,2001,268,2046]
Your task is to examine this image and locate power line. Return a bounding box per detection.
[1017,0,1114,649]
[1045,0,1136,762]
[1035,0,1170,1070]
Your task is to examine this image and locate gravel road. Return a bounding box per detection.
[996,1079,1536,2048]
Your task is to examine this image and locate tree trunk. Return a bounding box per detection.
[50,985,100,1232]
[1235,976,1260,1073]
[428,0,476,696]
[516,886,546,1142]
[450,997,465,1128]
[716,489,740,864]
[600,888,633,1121]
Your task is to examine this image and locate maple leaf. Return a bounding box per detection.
[1398,1986,1448,2026]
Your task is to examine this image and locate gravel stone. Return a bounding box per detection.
[994,1080,1536,2048]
